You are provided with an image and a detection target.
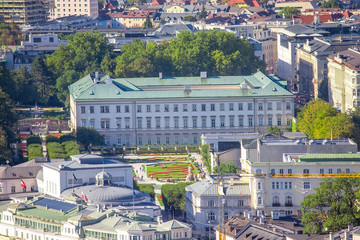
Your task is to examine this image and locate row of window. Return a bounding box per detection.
[263,168,351,175]
[81,115,291,129]
[111,135,198,146]
[271,181,292,190]
[207,199,245,207]
[272,196,293,206]
[80,101,292,114]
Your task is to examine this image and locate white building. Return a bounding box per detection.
[36,154,133,198]
[69,72,295,147]
[185,175,251,238]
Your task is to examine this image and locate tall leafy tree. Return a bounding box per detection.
[46,31,114,77]
[161,182,192,211]
[301,177,360,234]
[56,70,81,107]
[0,20,24,45]
[278,7,300,18]
[11,67,37,105]
[198,5,208,20]
[321,0,342,8]
[30,56,55,104]
[297,100,354,139]
[143,15,153,28]
[76,127,105,149]
[0,63,16,100]
[0,87,17,162]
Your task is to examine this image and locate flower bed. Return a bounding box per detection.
[147,162,198,179]
[156,194,164,206]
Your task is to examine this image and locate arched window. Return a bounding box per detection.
[257,196,262,205]
[285,196,292,206]
[272,196,280,206]
[303,169,310,174]
[224,212,229,220]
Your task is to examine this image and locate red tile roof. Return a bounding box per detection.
[297,13,344,24]
[152,0,166,5]
[226,0,260,7]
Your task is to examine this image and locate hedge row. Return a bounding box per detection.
[47,141,80,159]
[45,134,76,144]
[28,144,43,160]
[27,135,42,146]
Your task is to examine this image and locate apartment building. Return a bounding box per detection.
[327,48,360,112]
[48,0,98,20]
[296,36,360,100]
[0,0,47,25]
[185,175,251,238]
[277,25,329,92]
[69,72,295,147]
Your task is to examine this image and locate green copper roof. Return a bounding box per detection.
[299,154,360,162]
[17,207,78,222]
[69,72,295,101]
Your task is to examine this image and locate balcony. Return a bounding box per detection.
[285,203,293,207]
[272,203,281,207]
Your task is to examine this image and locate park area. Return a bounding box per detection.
[147,162,199,179]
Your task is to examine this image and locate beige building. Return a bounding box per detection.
[274,1,318,13]
[327,48,360,112]
[296,36,360,100]
[48,0,98,20]
[0,0,47,25]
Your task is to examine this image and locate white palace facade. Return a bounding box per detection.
[69,72,295,146]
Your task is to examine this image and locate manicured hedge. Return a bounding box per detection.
[46,135,60,144]
[137,184,155,198]
[28,144,43,160]
[27,135,42,146]
[47,141,80,159]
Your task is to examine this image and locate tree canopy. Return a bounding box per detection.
[46,31,114,77]
[76,127,105,149]
[0,20,23,45]
[301,177,360,234]
[143,15,153,28]
[113,30,265,78]
[278,7,300,18]
[161,182,192,211]
[297,100,355,139]
[320,0,343,8]
[218,162,237,174]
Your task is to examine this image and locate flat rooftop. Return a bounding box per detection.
[299,153,360,162]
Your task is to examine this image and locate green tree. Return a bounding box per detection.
[320,0,342,8]
[0,20,24,45]
[268,126,282,135]
[55,70,81,107]
[161,182,192,211]
[278,7,300,18]
[76,127,105,149]
[11,67,37,105]
[136,184,155,198]
[297,100,355,139]
[30,56,55,104]
[183,15,197,22]
[0,127,12,164]
[218,162,237,174]
[143,15,153,28]
[301,177,360,234]
[0,63,16,100]
[199,5,208,20]
[46,32,114,78]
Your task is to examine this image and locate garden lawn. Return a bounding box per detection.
[156,194,164,206]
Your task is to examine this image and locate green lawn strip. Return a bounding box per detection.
[156,194,164,206]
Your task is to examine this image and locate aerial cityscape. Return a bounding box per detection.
[2,0,360,239]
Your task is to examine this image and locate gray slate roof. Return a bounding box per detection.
[186,179,250,197]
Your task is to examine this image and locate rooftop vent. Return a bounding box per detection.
[240,83,248,90]
[159,72,163,79]
[200,71,207,79]
[184,85,190,92]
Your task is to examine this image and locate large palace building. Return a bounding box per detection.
[69,71,295,146]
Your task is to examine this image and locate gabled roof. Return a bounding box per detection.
[185,179,250,197]
[157,219,191,231]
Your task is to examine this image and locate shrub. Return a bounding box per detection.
[28,144,43,160]
[60,134,76,143]
[62,141,80,158]
[136,184,155,198]
[27,135,41,146]
[46,135,60,144]
[47,142,66,159]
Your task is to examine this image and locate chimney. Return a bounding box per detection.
[329,232,334,240]
[159,72,163,79]
[157,215,163,224]
[200,71,207,79]
[94,72,99,84]
[348,223,353,231]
